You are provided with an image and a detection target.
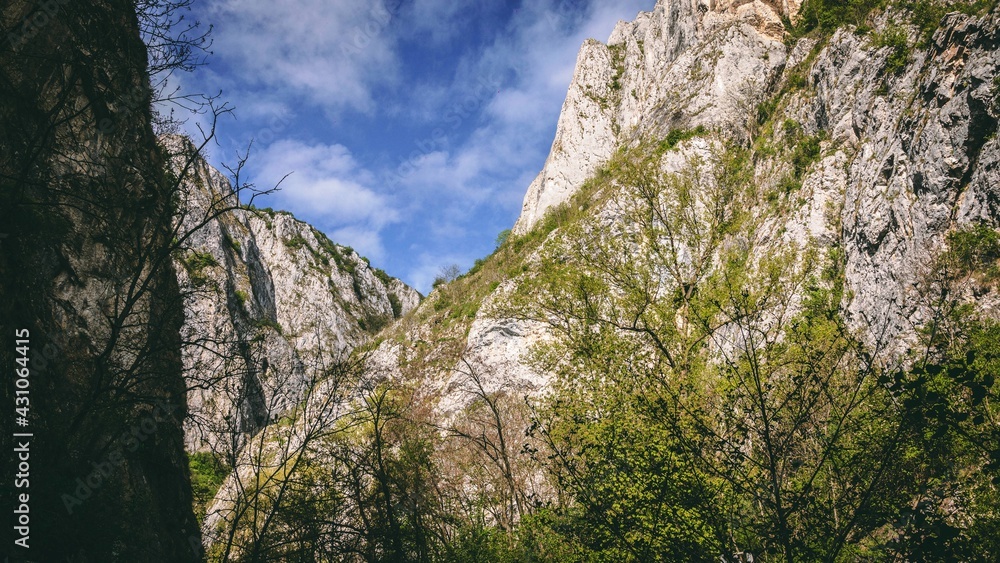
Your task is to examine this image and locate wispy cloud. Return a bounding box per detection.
[183,0,655,293]
[203,0,403,114]
[251,140,397,260]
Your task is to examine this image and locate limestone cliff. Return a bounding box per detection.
[199,1,1000,557]
[0,1,200,560]
[363,0,1000,515]
[481,0,1000,398]
[164,137,421,452]
[514,0,800,235]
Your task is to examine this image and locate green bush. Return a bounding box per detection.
[905,0,998,45]
[658,125,708,153]
[873,25,910,75]
[946,223,1000,281]
[797,0,887,34]
[284,235,307,251]
[495,228,512,249]
[182,251,218,287]
[358,311,390,333]
[233,289,249,308]
[189,452,229,523]
[373,267,393,287]
[791,133,824,177]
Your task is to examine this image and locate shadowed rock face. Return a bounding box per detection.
[0,1,200,560]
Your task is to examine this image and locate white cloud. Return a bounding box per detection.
[203,0,402,114]
[184,0,657,290]
[251,140,398,261]
[367,1,656,279]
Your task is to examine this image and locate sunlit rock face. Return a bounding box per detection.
[513,0,795,235]
[165,136,420,451]
[415,3,1000,413]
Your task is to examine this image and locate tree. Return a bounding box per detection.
[499,139,968,561]
[0,1,275,557]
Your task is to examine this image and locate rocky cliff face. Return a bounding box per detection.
[514,0,799,234]
[793,10,1000,343]
[165,137,421,452]
[0,1,200,560]
[367,0,1000,489]
[494,0,1000,389]
[198,1,1000,556]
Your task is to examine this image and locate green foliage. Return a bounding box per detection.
[284,234,307,251]
[797,0,887,34]
[944,223,1000,281]
[657,125,707,153]
[495,228,512,249]
[768,122,826,201]
[373,267,393,287]
[797,0,996,44]
[352,275,365,302]
[791,132,824,177]
[466,257,487,278]
[448,300,479,320]
[903,0,998,45]
[181,250,218,287]
[872,25,910,75]
[189,452,229,524]
[206,137,1000,562]
[233,289,249,308]
[358,311,390,333]
[494,139,1000,561]
[608,43,626,93]
[389,292,404,318]
[252,317,283,335]
[223,232,241,253]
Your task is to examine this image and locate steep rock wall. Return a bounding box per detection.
[0,1,201,560]
[166,138,421,451]
[513,0,796,234]
[373,0,1000,463]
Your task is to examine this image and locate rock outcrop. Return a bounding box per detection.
[0,1,201,560]
[513,0,797,234]
[502,0,1000,367]
[165,137,421,451]
[199,1,1000,556]
[376,0,1000,455]
[788,10,1000,345]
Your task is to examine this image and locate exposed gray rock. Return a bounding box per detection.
[513,0,793,235]
[404,3,1000,416]
[783,10,1000,347]
[164,136,420,451]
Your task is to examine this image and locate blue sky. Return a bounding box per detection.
[171,0,651,293]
